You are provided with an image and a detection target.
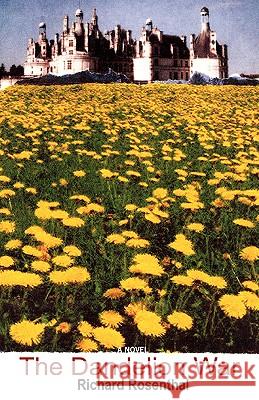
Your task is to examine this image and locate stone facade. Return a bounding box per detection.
[24,9,135,80]
[190,7,228,78]
[134,19,189,82]
[24,7,228,82]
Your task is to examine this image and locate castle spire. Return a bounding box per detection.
[92,8,98,26]
[200,6,210,32]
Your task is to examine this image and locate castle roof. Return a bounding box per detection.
[193,31,222,58]
[149,33,189,58]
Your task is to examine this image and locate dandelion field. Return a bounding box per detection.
[0,83,258,353]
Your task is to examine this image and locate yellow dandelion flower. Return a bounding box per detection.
[93,327,125,349]
[0,189,16,198]
[152,188,168,200]
[78,321,94,337]
[218,294,247,319]
[168,311,193,330]
[49,267,90,285]
[106,234,126,244]
[186,269,210,282]
[0,220,16,233]
[63,245,82,257]
[238,291,259,311]
[0,270,42,287]
[240,246,259,262]
[120,277,150,291]
[0,208,11,215]
[171,275,194,287]
[73,170,86,177]
[0,175,11,183]
[100,169,116,179]
[70,194,91,203]
[206,276,227,289]
[22,245,43,258]
[52,255,74,268]
[103,288,126,299]
[62,217,85,227]
[31,261,51,273]
[118,219,129,226]
[13,182,25,189]
[125,204,137,212]
[126,238,150,248]
[51,210,69,219]
[129,253,165,276]
[56,322,71,333]
[233,219,255,228]
[34,231,63,248]
[99,310,124,328]
[0,256,15,268]
[10,320,46,346]
[144,213,161,224]
[25,187,37,194]
[4,239,22,250]
[242,281,259,292]
[25,225,44,235]
[121,230,139,239]
[76,338,98,352]
[35,207,53,220]
[169,234,195,256]
[186,223,205,233]
[37,201,60,208]
[59,178,68,186]
[134,310,166,337]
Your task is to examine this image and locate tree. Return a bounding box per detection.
[9,64,17,76]
[16,65,24,76]
[8,64,24,77]
[0,63,6,78]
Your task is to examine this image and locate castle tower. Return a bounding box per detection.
[91,8,98,27]
[200,6,210,32]
[63,16,69,33]
[145,18,153,32]
[189,6,228,78]
[75,8,83,23]
[75,8,84,41]
[39,22,46,41]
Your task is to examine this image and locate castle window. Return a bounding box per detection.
[64,61,66,69]
[69,40,73,47]
[69,50,73,55]
[181,72,183,80]
[185,72,189,80]
[185,60,188,67]
[180,60,183,67]
[174,72,178,80]
[67,60,72,70]
[173,60,178,67]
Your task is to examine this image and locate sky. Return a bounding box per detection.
[0,0,258,74]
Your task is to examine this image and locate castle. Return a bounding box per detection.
[24,7,228,82]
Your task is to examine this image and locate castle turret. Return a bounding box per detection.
[200,6,210,32]
[63,16,69,33]
[190,7,228,79]
[91,8,98,27]
[145,18,153,32]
